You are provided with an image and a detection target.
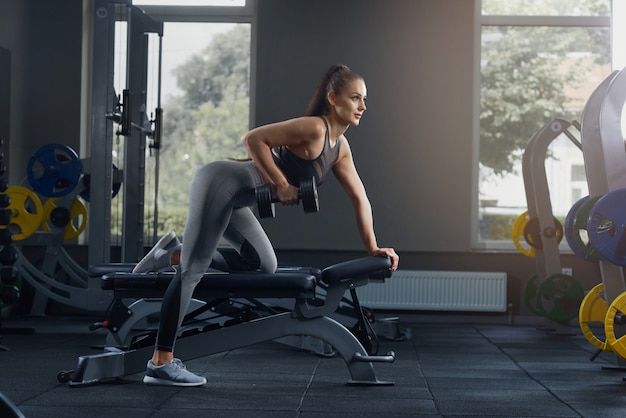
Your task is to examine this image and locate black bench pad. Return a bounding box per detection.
[99,257,390,300]
[102,271,318,299]
[322,256,392,284]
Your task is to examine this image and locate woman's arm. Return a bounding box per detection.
[242,117,325,204]
[332,139,399,271]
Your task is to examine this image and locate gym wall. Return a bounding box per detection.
[255,0,476,253]
[0,0,83,185]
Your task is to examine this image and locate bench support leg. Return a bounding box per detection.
[61,312,394,386]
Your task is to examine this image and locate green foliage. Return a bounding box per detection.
[156,24,251,225]
[480,213,517,241]
[479,18,609,175]
[482,0,610,16]
[145,206,189,235]
[173,25,251,109]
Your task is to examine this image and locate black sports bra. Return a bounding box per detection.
[271,117,340,186]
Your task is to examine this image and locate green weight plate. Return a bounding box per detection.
[523,274,545,316]
[536,273,584,323]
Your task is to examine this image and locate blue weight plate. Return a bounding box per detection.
[27,144,82,197]
[587,188,626,265]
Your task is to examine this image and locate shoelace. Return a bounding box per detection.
[171,359,187,370]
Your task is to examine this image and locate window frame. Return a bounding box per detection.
[471,1,611,252]
[112,2,257,245]
[136,1,255,22]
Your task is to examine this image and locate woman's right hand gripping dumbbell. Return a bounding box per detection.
[273,183,300,206]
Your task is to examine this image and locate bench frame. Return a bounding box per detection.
[60,257,395,386]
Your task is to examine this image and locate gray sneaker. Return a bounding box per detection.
[143,359,207,387]
[133,231,181,273]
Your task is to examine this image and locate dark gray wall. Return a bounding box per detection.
[0,0,82,184]
[0,0,29,181]
[0,48,9,150]
[255,0,476,253]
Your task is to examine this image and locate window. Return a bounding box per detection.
[134,0,245,5]
[571,164,586,182]
[475,0,612,249]
[111,9,252,241]
[147,22,251,237]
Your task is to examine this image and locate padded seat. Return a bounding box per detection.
[101,271,318,299]
[89,263,135,278]
[322,256,392,284]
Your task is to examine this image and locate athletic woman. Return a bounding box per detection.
[136,64,400,386]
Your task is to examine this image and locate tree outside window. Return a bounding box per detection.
[477,0,611,244]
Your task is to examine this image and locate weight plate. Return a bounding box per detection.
[255,183,275,218]
[579,283,612,352]
[523,274,545,316]
[41,198,88,240]
[564,196,602,261]
[300,177,319,213]
[536,273,584,323]
[604,291,626,360]
[27,144,82,197]
[80,163,121,202]
[512,211,535,258]
[587,188,626,266]
[523,217,564,250]
[0,186,44,240]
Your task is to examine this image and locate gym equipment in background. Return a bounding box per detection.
[518,118,584,333]
[0,143,120,315]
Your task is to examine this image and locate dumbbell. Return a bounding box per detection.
[255,177,319,218]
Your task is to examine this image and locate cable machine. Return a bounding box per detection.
[88,0,163,266]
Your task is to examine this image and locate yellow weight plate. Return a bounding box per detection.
[604,291,626,359]
[41,198,88,240]
[0,186,44,240]
[511,211,535,257]
[579,284,612,352]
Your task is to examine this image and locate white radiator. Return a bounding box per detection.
[356,270,508,312]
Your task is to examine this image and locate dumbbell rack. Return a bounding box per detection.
[13,231,112,315]
[15,188,113,315]
[521,118,584,334]
[0,143,116,315]
[0,138,34,349]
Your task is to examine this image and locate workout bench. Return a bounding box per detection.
[59,256,396,386]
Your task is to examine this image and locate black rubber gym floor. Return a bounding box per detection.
[1,314,626,417]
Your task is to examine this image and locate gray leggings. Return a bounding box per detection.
[156,160,277,352]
